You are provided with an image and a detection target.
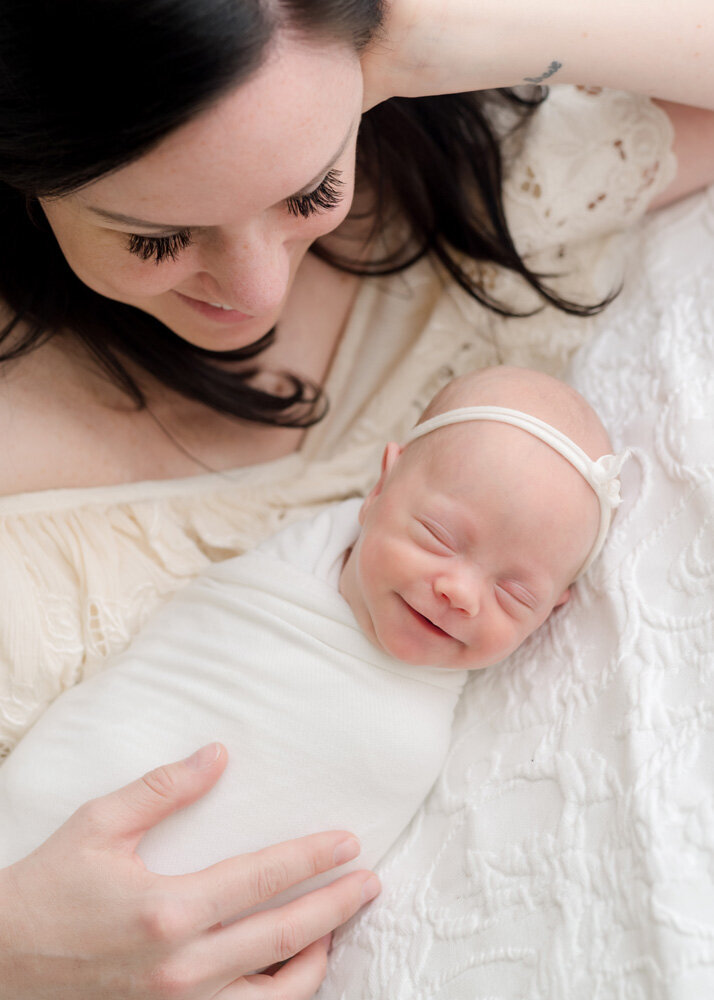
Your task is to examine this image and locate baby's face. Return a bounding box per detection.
[339,423,599,670]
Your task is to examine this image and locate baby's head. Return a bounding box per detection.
[339,366,622,671]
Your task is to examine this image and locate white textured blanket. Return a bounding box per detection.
[0,528,464,911]
[318,187,714,999]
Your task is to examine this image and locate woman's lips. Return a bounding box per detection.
[174,291,252,324]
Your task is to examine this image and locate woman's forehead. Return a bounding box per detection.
[75,37,363,227]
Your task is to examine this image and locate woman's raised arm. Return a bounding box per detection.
[0,744,379,999]
[363,0,714,110]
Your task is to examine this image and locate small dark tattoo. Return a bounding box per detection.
[524,61,563,84]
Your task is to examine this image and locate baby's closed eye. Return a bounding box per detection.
[414,518,454,554]
[495,582,536,614]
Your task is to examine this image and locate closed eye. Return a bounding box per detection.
[285,169,344,219]
[126,229,193,264]
[495,583,536,614]
[123,169,345,265]
[415,519,454,554]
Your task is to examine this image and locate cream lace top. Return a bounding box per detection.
[0,87,675,759]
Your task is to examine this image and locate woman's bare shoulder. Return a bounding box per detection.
[0,360,66,498]
[0,319,116,497]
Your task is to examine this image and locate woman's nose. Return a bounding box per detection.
[201,225,292,317]
[434,568,482,617]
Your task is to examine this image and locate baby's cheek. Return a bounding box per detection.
[489,618,530,664]
[358,536,387,592]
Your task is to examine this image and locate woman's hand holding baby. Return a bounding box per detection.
[0,743,379,999]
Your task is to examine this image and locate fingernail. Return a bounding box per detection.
[184,742,221,769]
[360,876,380,904]
[333,837,361,866]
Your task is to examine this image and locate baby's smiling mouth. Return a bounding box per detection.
[401,598,452,639]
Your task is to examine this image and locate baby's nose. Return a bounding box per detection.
[434,571,481,617]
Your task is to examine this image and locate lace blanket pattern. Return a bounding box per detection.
[318,187,714,999]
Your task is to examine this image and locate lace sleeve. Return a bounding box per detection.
[503,86,677,257]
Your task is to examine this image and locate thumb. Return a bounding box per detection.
[84,742,228,852]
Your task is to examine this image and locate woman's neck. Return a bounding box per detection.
[0,251,363,494]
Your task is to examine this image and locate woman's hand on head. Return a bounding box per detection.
[0,743,380,999]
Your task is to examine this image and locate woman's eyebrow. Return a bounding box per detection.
[83,117,360,233]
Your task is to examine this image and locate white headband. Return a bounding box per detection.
[403,405,628,578]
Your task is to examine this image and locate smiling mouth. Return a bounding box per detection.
[401,599,452,639]
[174,291,252,321]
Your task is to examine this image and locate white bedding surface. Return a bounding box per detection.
[319,186,714,1000]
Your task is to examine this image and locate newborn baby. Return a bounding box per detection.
[0,366,626,912]
[340,366,619,670]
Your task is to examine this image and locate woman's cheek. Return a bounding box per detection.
[66,233,193,300]
[108,255,194,298]
[39,204,153,299]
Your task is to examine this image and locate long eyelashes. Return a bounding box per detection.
[126,169,345,264]
[126,229,193,265]
[285,169,344,219]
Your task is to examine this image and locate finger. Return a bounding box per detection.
[203,869,380,979]
[177,830,362,930]
[232,935,332,1000]
[77,743,228,850]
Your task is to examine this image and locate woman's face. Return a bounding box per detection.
[40,37,364,351]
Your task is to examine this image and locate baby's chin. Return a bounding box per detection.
[371,632,485,671]
[441,641,534,672]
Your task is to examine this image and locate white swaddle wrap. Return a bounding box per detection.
[0,500,466,907]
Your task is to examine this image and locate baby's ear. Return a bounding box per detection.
[553,588,571,609]
[359,442,402,524]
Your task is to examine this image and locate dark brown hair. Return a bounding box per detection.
[0,1,606,428]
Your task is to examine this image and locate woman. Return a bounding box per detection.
[0,1,712,996]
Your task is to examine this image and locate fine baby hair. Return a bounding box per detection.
[417,366,625,568]
[403,405,627,577]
